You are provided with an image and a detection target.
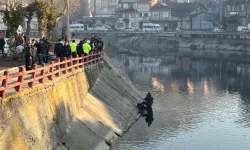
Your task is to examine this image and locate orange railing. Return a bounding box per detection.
[0,50,104,99]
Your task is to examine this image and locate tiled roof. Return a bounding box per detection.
[151,2,208,17]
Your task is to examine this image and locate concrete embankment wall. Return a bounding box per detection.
[177,38,250,51]
[105,35,250,59]
[0,57,141,150]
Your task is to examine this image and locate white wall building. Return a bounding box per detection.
[137,0,151,29]
[116,0,138,29]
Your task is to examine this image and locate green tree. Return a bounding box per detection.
[227,15,239,31]
[2,0,25,59]
[35,0,57,37]
[35,0,80,38]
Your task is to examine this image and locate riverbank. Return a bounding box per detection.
[103,35,250,61]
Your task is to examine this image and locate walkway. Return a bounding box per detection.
[0,51,104,99]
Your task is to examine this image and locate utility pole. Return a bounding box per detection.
[94,0,96,15]
[220,1,222,28]
[66,0,70,41]
[246,0,248,26]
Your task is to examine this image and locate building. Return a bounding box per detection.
[93,8,115,27]
[137,0,151,29]
[150,2,173,30]
[116,0,138,29]
[149,2,214,30]
[223,0,250,27]
[190,11,215,30]
[171,2,216,30]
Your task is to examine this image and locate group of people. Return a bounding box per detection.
[25,38,50,70]
[25,36,104,71]
[54,36,104,61]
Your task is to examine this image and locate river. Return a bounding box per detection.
[108,54,250,150]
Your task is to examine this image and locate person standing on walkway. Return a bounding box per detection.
[0,37,6,59]
[54,39,64,60]
[70,40,77,58]
[37,39,46,64]
[25,43,34,70]
[77,40,83,57]
[31,39,37,67]
[64,41,71,58]
[43,37,50,63]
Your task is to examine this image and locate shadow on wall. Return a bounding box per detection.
[0,62,140,150]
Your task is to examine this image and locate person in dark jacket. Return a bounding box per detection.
[43,37,50,63]
[143,92,154,107]
[0,37,6,59]
[64,41,71,58]
[54,39,64,59]
[31,39,37,66]
[137,92,154,127]
[37,39,46,64]
[25,43,33,70]
[96,38,104,53]
[77,40,83,57]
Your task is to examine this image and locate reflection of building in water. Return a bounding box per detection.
[187,79,194,95]
[126,56,171,75]
[204,79,209,97]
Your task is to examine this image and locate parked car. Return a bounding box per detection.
[212,27,223,32]
[70,24,84,32]
[241,28,250,33]
[237,26,248,32]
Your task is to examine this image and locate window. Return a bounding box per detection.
[139,13,143,17]
[117,13,123,18]
[144,13,148,17]
[154,13,158,17]
[162,12,169,17]
[131,23,136,27]
[131,13,136,18]
[227,5,230,11]
[117,23,124,28]
[128,3,134,9]
[125,13,129,18]
[241,4,245,11]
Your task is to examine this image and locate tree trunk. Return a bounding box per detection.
[52,27,57,41]
[9,36,17,60]
[26,16,32,44]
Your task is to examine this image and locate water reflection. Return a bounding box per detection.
[110,54,250,150]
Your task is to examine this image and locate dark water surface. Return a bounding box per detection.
[109,54,250,150]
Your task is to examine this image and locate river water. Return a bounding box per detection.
[108,54,250,150]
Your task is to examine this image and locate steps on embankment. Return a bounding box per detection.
[0,56,142,150]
